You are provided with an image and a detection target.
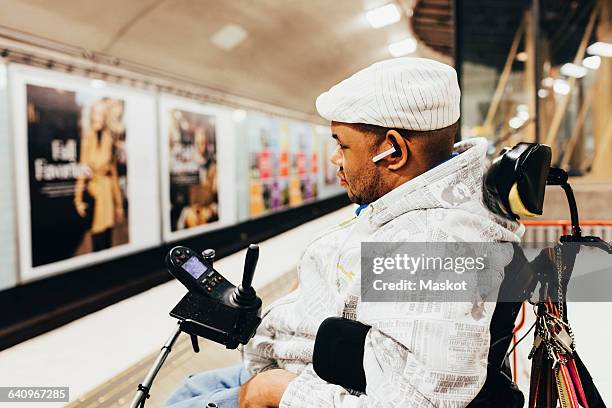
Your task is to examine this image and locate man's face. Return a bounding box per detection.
[330,122,384,205]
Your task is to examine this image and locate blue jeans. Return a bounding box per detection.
[165,364,252,408]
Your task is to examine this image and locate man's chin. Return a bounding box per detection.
[340,183,365,205]
[346,191,364,205]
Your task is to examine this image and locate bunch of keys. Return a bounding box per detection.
[528,302,575,368]
[527,246,598,408]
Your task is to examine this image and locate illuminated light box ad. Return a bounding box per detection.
[315,124,344,199]
[10,65,161,282]
[159,95,236,241]
[237,113,330,219]
[287,120,319,207]
[243,114,286,217]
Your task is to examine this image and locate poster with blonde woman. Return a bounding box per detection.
[168,109,218,231]
[73,98,129,251]
[26,84,129,267]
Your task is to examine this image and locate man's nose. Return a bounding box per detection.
[330,146,342,167]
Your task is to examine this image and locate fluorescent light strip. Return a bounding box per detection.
[560,63,587,78]
[509,117,525,129]
[91,79,106,88]
[388,38,417,57]
[553,79,570,95]
[586,42,612,57]
[582,55,601,70]
[210,24,248,51]
[366,4,401,29]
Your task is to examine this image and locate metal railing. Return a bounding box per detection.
[521,219,612,243]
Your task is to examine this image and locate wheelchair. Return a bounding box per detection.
[134,142,609,408]
[314,143,611,407]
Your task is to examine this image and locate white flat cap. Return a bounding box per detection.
[316,57,460,131]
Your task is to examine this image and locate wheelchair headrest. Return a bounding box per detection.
[484,143,551,220]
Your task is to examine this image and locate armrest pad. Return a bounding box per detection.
[313,317,371,393]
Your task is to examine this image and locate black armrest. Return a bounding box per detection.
[313,317,371,393]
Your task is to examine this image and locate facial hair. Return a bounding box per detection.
[343,164,384,205]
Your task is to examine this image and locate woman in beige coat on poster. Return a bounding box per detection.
[74,99,124,251]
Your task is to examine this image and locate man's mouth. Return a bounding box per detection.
[337,172,347,186]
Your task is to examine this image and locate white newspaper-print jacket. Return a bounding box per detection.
[243,137,524,407]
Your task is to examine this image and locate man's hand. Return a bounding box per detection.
[238,369,297,408]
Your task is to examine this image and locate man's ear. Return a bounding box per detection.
[385,130,409,170]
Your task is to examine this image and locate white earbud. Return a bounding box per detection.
[372,146,397,163]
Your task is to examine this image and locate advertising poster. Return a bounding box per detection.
[288,121,318,207]
[168,109,219,232]
[26,84,129,267]
[239,113,341,219]
[160,96,234,241]
[12,65,161,282]
[323,137,338,186]
[246,114,282,217]
[315,124,344,198]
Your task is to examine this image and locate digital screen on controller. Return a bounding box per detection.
[181,256,209,279]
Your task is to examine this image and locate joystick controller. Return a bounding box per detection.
[165,244,263,348]
[130,244,263,408]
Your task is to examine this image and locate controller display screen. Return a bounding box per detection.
[181,256,208,279]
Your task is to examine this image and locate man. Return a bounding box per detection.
[166,57,523,408]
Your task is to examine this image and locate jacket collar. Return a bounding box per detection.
[365,137,492,228]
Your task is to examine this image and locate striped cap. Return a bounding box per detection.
[316,57,460,131]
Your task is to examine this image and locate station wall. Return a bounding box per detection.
[0,63,343,289]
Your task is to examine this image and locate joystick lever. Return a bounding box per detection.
[232,244,259,306]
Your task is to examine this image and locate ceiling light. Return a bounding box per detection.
[232,109,247,122]
[388,38,417,57]
[582,55,601,70]
[509,117,525,129]
[91,79,106,88]
[560,63,587,78]
[553,79,570,95]
[366,4,401,28]
[516,104,530,121]
[541,77,554,88]
[538,89,549,98]
[211,24,248,51]
[517,110,530,121]
[516,52,528,62]
[586,42,612,57]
